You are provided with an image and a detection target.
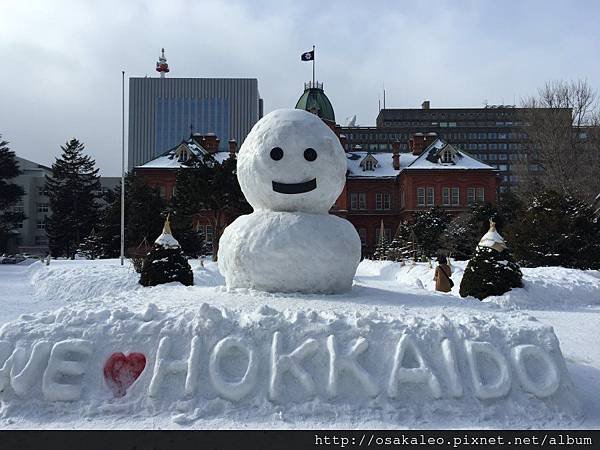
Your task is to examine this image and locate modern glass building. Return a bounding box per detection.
[128,78,263,169]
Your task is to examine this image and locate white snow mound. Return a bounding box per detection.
[0,303,581,427]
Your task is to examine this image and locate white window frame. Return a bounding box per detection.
[417,188,426,206]
[426,187,434,206]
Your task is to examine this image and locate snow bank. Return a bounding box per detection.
[0,303,580,427]
[27,259,223,305]
[356,260,600,309]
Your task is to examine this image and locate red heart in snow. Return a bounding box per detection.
[103,352,146,397]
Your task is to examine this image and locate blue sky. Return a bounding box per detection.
[1,0,598,175]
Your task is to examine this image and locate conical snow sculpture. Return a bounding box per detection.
[218,109,361,293]
[459,218,523,300]
[139,215,193,287]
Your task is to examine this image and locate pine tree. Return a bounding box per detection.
[139,216,193,287]
[372,220,390,260]
[508,190,600,269]
[172,153,250,260]
[391,220,422,262]
[440,213,475,260]
[98,172,166,258]
[77,228,104,259]
[459,220,523,300]
[46,139,100,257]
[412,207,451,257]
[0,136,26,252]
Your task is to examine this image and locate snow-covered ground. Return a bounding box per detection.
[0,258,599,429]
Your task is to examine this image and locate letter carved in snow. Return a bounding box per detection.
[326,335,379,397]
[464,340,511,400]
[388,334,442,399]
[209,336,258,401]
[269,331,319,401]
[42,339,93,401]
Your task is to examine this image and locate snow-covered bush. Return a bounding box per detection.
[139,219,193,287]
[460,220,523,300]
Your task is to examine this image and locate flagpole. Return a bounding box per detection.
[120,70,125,266]
[312,45,315,86]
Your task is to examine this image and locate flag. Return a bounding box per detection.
[301,50,314,61]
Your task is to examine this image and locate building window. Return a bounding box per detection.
[376,192,391,210]
[478,143,487,150]
[36,220,46,230]
[440,149,453,163]
[159,186,166,198]
[205,225,214,243]
[426,187,434,206]
[37,186,49,196]
[477,187,485,202]
[417,188,426,206]
[442,187,450,206]
[451,187,460,205]
[14,203,24,213]
[350,193,367,210]
[37,203,49,213]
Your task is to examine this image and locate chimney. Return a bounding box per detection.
[392,141,400,170]
[202,133,220,154]
[228,139,238,156]
[421,100,430,110]
[409,132,437,156]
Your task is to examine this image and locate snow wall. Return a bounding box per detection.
[0,303,581,426]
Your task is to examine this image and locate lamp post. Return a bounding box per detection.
[120,70,125,266]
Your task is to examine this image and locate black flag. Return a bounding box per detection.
[301,50,314,61]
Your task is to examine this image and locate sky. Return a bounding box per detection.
[1,0,599,176]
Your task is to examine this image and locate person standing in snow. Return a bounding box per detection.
[434,255,453,293]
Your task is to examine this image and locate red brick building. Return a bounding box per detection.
[135,84,500,256]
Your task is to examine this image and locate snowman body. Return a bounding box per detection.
[217,109,361,293]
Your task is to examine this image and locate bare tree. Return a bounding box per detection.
[517,79,600,202]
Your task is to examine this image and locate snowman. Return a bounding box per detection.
[218,109,361,293]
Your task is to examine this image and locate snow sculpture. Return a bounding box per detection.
[218,109,361,293]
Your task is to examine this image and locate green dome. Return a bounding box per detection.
[295,82,335,122]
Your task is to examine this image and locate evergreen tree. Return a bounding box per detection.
[46,139,100,257]
[391,220,423,261]
[412,207,451,257]
[139,217,193,287]
[509,190,600,269]
[98,172,166,258]
[459,220,523,300]
[172,153,250,260]
[440,213,476,260]
[77,228,104,259]
[0,136,26,252]
[372,221,390,260]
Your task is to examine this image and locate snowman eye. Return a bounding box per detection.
[304,148,317,162]
[270,147,284,161]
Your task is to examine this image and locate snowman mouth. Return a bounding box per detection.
[272,178,317,194]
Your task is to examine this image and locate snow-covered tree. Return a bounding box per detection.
[440,213,475,260]
[172,153,250,260]
[0,136,25,252]
[412,207,451,257]
[77,228,104,259]
[372,220,390,260]
[46,139,100,258]
[459,219,523,300]
[509,190,600,269]
[139,216,193,287]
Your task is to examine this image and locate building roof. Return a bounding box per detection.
[346,139,495,179]
[405,139,495,170]
[346,152,417,178]
[295,82,335,122]
[135,137,231,170]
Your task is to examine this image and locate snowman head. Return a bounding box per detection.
[237,109,346,213]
